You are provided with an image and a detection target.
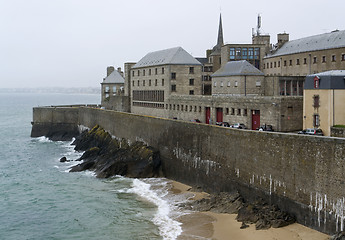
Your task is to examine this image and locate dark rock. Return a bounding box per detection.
[69,125,162,178]
[182,191,244,214]
[240,222,249,229]
[60,157,68,162]
[236,198,295,230]
[331,232,345,240]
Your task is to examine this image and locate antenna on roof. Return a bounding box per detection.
[256,14,262,36]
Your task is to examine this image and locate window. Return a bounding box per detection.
[171,72,176,80]
[155,79,158,86]
[155,68,158,75]
[242,48,248,59]
[304,58,307,64]
[313,114,320,127]
[274,62,277,68]
[143,70,145,76]
[248,48,254,59]
[227,81,231,87]
[296,59,300,65]
[236,48,241,59]
[322,56,326,63]
[138,70,140,76]
[332,55,336,62]
[226,108,229,115]
[313,95,320,108]
[189,67,194,74]
[149,80,151,86]
[235,81,238,87]
[237,109,241,115]
[171,84,176,92]
[256,80,261,87]
[243,109,248,116]
[162,79,164,86]
[313,57,317,64]
[278,61,280,67]
[342,54,345,61]
[214,81,217,87]
[162,68,164,74]
[143,80,145,86]
[231,108,235,115]
[189,79,194,86]
[189,90,194,95]
[132,71,134,77]
[149,69,152,75]
[289,60,292,66]
[270,62,273,68]
[132,81,134,87]
[220,81,223,87]
[314,76,320,89]
[284,60,287,66]
[229,48,235,59]
[267,63,269,69]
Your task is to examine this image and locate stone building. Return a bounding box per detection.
[101,66,125,103]
[303,70,345,136]
[263,30,345,76]
[129,46,202,118]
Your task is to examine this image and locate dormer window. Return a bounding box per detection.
[314,76,320,89]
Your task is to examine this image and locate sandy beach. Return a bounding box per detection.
[170,180,329,240]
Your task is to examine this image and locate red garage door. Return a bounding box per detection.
[252,110,260,130]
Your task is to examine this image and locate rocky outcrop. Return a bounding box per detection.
[181,192,295,230]
[69,125,162,178]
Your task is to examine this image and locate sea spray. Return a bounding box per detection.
[127,179,183,240]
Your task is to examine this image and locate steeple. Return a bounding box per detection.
[217,14,224,47]
[211,13,224,55]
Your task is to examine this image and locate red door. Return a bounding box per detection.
[252,110,260,130]
[205,107,210,124]
[216,108,223,123]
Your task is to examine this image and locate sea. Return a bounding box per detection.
[0,92,192,240]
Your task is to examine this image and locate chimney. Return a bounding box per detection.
[277,33,289,48]
[107,66,115,77]
[117,67,124,77]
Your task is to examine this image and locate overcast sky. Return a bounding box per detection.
[1,0,344,88]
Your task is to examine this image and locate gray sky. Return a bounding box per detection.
[1,0,344,88]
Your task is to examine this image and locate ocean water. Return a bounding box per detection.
[0,93,189,240]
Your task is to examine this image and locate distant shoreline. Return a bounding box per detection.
[0,87,100,94]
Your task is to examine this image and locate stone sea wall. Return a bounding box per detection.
[31,106,345,234]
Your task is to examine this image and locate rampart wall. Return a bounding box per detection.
[31,106,345,235]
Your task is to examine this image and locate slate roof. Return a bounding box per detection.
[102,70,125,84]
[211,60,264,77]
[132,47,201,69]
[305,70,345,89]
[267,30,345,58]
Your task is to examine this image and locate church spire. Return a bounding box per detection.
[217,13,224,47]
[211,13,223,55]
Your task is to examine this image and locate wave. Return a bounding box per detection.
[31,136,53,143]
[127,178,183,240]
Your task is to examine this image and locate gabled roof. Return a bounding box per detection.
[132,47,201,69]
[102,70,125,84]
[212,60,264,77]
[267,30,345,58]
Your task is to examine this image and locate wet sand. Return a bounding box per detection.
[170,180,329,240]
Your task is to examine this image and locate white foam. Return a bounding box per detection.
[33,136,52,143]
[127,179,183,240]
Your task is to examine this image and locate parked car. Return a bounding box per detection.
[216,122,230,127]
[298,128,323,136]
[230,123,247,129]
[257,124,274,132]
[190,119,201,123]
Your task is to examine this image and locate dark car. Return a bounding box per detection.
[257,124,274,132]
[191,119,201,123]
[230,123,247,129]
[298,128,323,136]
[216,122,230,127]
